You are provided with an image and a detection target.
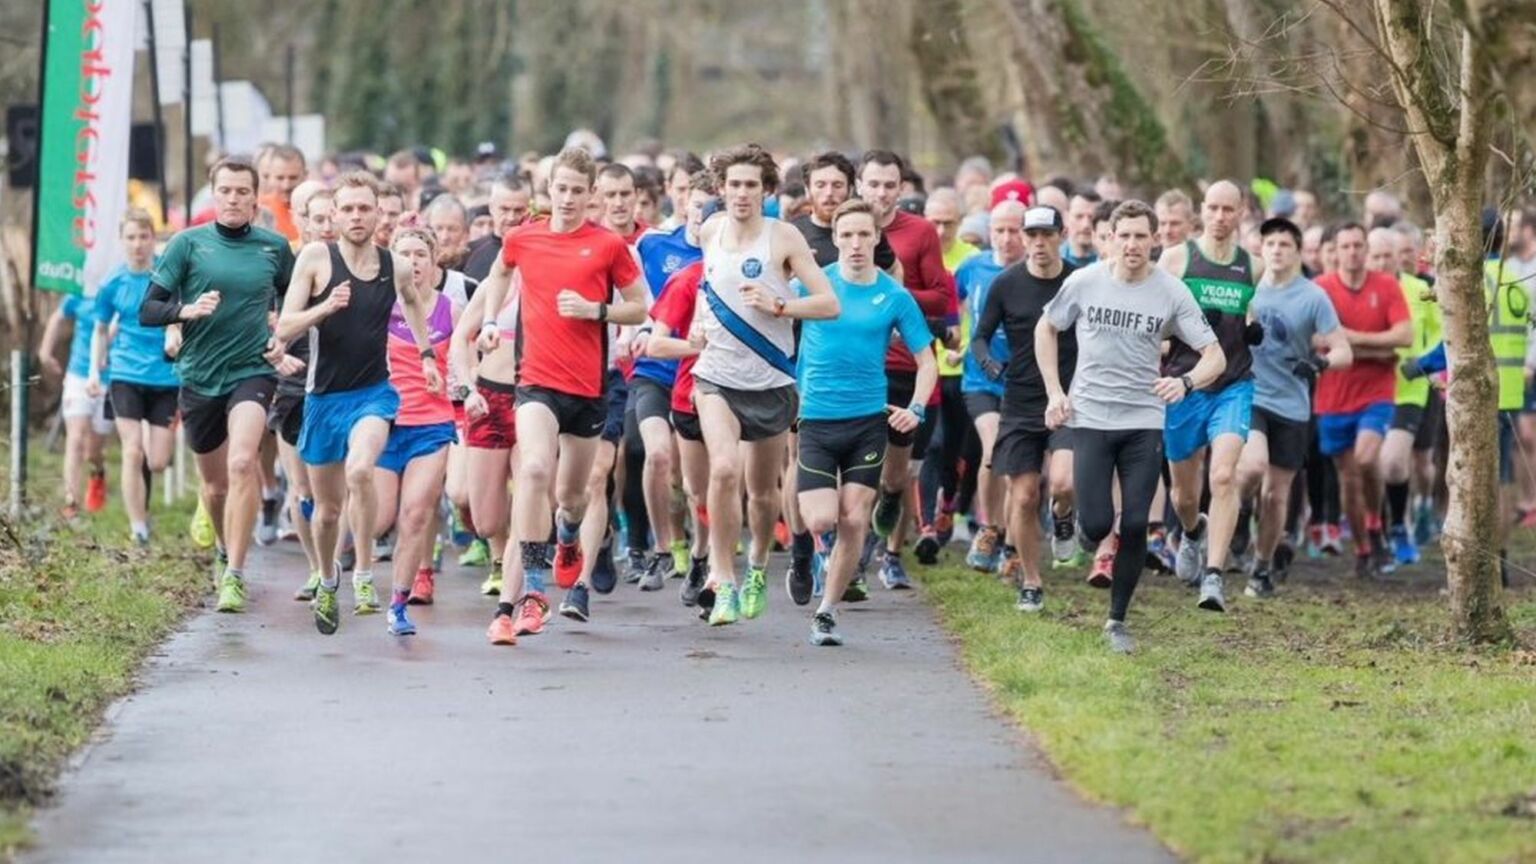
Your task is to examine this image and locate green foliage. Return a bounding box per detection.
[920,561,1536,863]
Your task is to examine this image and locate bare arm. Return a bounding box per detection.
[779,225,840,320]
[1157,243,1189,277]
[449,287,487,392]
[38,308,67,377]
[88,320,111,388]
[275,244,337,343]
[911,345,939,406]
[1187,340,1227,389]
[474,255,514,349]
[1320,326,1353,369]
[1036,316,1063,399]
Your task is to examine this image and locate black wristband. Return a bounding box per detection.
[597,303,608,322]
[1180,374,1194,394]
[419,346,436,360]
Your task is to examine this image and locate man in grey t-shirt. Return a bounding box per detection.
[1234,218,1352,596]
[1036,200,1224,654]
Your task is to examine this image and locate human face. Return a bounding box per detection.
[1093,219,1114,258]
[990,210,1026,265]
[926,197,961,247]
[392,234,437,288]
[1366,229,1398,273]
[1293,190,1318,228]
[807,165,851,225]
[1156,202,1191,248]
[1025,229,1062,272]
[489,186,531,237]
[1113,215,1154,274]
[305,197,336,244]
[261,157,304,197]
[442,163,474,195]
[1321,239,1338,275]
[685,188,715,241]
[1301,227,1323,274]
[1261,231,1300,278]
[595,173,637,233]
[1335,228,1367,277]
[667,169,691,216]
[333,185,380,246]
[428,209,467,260]
[212,166,259,228]
[385,161,420,193]
[722,163,766,222]
[635,189,659,228]
[857,162,902,223]
[120,221,155,270]
[549,166,593,228]
[373,195,404,246]
[469,214,493,242]
[1036,186,1069,215]
[1201,183,1242,243]
[834,212,878,273]
[1396,233,1420,274]
[1067,196,1096,251]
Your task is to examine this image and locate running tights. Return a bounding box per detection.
[1075,428,1164,623]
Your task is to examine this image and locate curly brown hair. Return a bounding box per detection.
[710,143,778,195]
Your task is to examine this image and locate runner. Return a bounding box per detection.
[1313,223,1412,578]
[139,156,298,613]
[275,171,441,636]
[256,144,305,243]
[956,200,1031,574]
[86,210,174,544]
[971,205,1079,610]
[691,143,839,625]
[473,147,650,642]
[1235,217,1351,597]
[462,177,533,283]
[1156,180,1264,612]
[425,193,471,270]
[40,285,112,518]
[796,198,937,645]
[373,183,406,249]
[1154,189,1195,254]
[1062,190,1101,267]
[1037,200,1224,653]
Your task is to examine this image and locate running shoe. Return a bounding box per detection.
[880,554,912,590]
[387,602,417,636]
[624,549,647,584]
[681,557,707,607]
[554,541,583,590]
[871,489,902,538]
[215,573,246,613]
[773,519,791,550]
[842,575,870,603]
[1390,524,1420,568]
[487,612,517,646]
[313,587,340,635]
[741,566,767,619]
[1273,541,1295,583]
[1320,524,1344,556]
[132,531,151,550]
[516,592,550,636]
[255,496,280,546]
[638,552,668,591]
[998,556,1023,587]
[1175,516,1207,587]
[372,531,394,563]
[809,611,842,646]
[1050,510,1078,563]
[709,582,740,626]
[1305,524,1326,559]
[450,507,474,548]
[1372,530,1397,574]
[408,569,435,605]
[966,526,1000,572]
[480,568,503,597]
[934,507,956,546]
[670,539,691,577]
[1244,567,1275,599]
[60,502,80,521]
[190,499,216,549]
[1197,569,1226,612]
[1104,620,1135,654]
[1227,543,1254,576]
[1354,552,1377,579]
[696,583,716,621]
[914,528,941,565]
[785,558,813,606]
[85,470,107,513]
[294,572,321,602]
[591,539,618,594]
[1412,500,1437,546]
[458,537,491,568]
[1052,549,1088,570]
[353,580,381,615]
[559,583,590,622]
[1145,527,1175,574]
[1087,551,1114,588]
[1015,584,1044,613]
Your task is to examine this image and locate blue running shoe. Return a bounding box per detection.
[591,538,618,594]
[857,530,882,576]
[1390,524,1420,567]
[880,554,912,590]
[386,602,417,636]
[1412,500,1436,547]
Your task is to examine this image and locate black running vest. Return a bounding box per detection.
[306,243,396,395]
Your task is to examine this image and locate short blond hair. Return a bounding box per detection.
[553,147,597,185]
[120,207,155,234]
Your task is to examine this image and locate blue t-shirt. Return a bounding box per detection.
[1061,241,1098,269]
[955,251,1007,397]
[798,264,932,421]
[633,225,702,386]
[1250,274,1341,422]
[94,261,179,388]
[60,294,107,381]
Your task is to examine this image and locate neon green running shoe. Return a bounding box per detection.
[459,538,491,568]
[294,572,322,602]
[741,566,767,619]
[313,587,340,635]
[215,573,246,613]
[709,582,740,626]
[480,569,503,597]
[1051,550,1088,570]
[190,499,216,549]
[670,539,690,577]
[353,580,381,615]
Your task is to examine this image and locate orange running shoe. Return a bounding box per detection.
[774,519,791,549]
[407,568,435,605]
[554,541,583,589]
[85,470,107,513]
[486,613,518,646]
[515,591,550,636]
[1087,534,1117,588]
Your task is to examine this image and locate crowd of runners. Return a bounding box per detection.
[41,131,1535,653]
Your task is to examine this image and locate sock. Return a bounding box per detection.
[496,601,516,618]
[521,541,548,594]
[555,512,580,545]
[322,563,340,591]
[130,520,150,539]
[1386,482,1410,529]
[1185,515,1206,541]
[391,588,410,607]
[353,570,373,586]
[792,531,813,566]
[226,566,243,581]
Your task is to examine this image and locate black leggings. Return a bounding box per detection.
[1075,427,1165,623]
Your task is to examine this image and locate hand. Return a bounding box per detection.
[1045,392,1072,429]
[85,377,102,398]
[465,390,489,421]
[738,282,778,314]
[325,281,351,314]
[886,404,920,434]
[163,327,183,359]
[181,291,220,320]
[477,322,501,353]
[943,326,961,349]
[629,330,652,359]
[687,327,708,352]
[1399,356,1425,381]
[944,349,963,367]
[273,353,306,378]
[1152,376,1188,404]
[981,358,1004,380]
[557,289,595,320]
[41,355,62,377]
[422,359,443,395]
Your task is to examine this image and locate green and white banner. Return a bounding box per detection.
[33,0,137,296]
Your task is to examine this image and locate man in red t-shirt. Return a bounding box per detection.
[857,150,959,590]
[474,147,649,642]
[1313,222,1412,576]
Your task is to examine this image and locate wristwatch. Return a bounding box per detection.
[450,383,473,402]
[908,402,927,421]
[1180,374,1194,394]
[772,297,787,318]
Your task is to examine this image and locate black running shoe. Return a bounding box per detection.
[591,540,617,595]
[695,583,716,621]
[913,529,940,565]
[842,575,870,603]
[559,583,590,621]
[1243,568,1275,599]
[785,560,813,606]
[810,611,842,646]
[1272,542,1295,583]
[871,489,902,538]
[1015,585,1044,612]
[681,557,707,607]
[624,549,646,584]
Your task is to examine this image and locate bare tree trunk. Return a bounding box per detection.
[1374,0,1510,644]
[910,1,1006,166]
[1468,0,1536,146]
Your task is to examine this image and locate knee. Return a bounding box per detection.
[645,446,674,477]
[839,509,871,537]
[1047,474,1072,502]
[520,457,554,491]
[399,501,432,536]
[1209,460,1237,492]
[708,458,741,490]
[121,440,145,464]
[227,451,257,481]
[145,450,171,473]
[1014,483,1041,517]
[344,463,373,491]
[805,510,837,536]
[1079,508,1114,543]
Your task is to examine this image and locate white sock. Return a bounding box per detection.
[352,570,373,587]
[130,520,149,538]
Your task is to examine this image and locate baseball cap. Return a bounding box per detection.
[1023,206,1064,232]
[475,141,501,161]
[991,180,1035,209]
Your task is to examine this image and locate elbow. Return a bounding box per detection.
[817,296,841,320]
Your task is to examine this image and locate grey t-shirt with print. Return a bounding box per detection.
[1044,261,1217,431]
[1249,273,1341,422]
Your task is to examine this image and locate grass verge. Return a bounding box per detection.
[0,446,205,859]
[921,552,1536,864]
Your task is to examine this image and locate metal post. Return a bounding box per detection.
[285,43,295,145]
[211,23,225,148]
[14,1,52,518]
[142,0,170,226]
[182,3,192,224]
